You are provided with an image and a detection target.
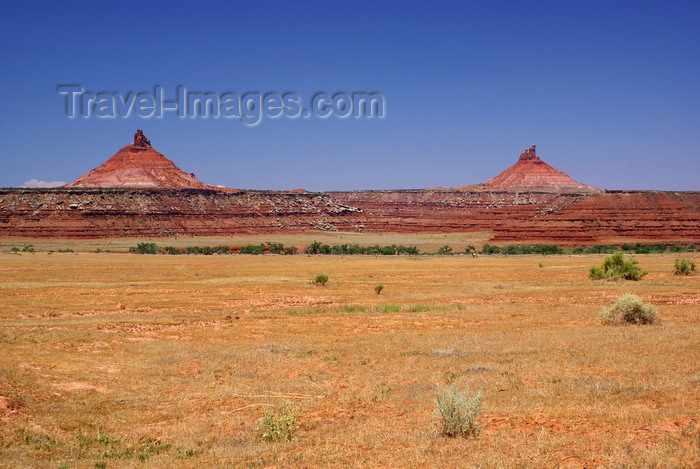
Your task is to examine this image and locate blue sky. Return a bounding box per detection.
[1,0,698,191]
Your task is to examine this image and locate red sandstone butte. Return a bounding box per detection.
[462,145,600,192]
[65,130,216,190]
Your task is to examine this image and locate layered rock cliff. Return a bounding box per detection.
[328,189,700,243]
[0,188,364,237]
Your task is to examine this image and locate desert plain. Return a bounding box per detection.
[0,235,698,468]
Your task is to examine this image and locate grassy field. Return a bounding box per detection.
[0,249,698,468]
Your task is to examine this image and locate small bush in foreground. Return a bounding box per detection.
[673,258,696,275]
[314,274,328,286]
[259,404,298,442]
[599,294,660,325]
[589,252,646,281]
[435,381,484,438]
[374,283,384,294]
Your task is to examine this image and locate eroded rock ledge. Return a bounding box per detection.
[0,188,364,237]
[0,188,698,243]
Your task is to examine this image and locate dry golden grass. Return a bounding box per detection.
[0,249,698,468]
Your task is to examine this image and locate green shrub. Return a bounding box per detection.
[532,244,563,255]
[501,245,520,255]
[239,244,264,255]
[304,241,322,254]
[673,258,696,275]
[480,244,500,255]
[599,294,660,325]
[302,243,419,256]
[588,265,605,279]
[398,245,420,255]
[437,245,453,255]
[304,241,331,254]
[314,274,328,286]
[435,381,484,438]
[130,242,158,254]
[259,403,298,442]
[267,242,285,254]
[588,252,646,281]
[583,245,617,254]
[374,283,384,294]
[380,245,398,255]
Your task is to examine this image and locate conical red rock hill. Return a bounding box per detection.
[66,130,212,189]
[465,145,599,192]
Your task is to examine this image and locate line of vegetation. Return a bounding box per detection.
[5,241,696,256]
[128,241,419,255]
[303,241,420,255]
[480,243,697,255]
[480,244,564,255]
[124,241,698,256]
[128,242,298,255]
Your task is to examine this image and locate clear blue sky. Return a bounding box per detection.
[1,0,698,191]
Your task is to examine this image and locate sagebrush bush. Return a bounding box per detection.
[314,274,328,286]
[673,258,696,275]
[599,294,660,325]
[588,252,646,280]
[259,403,298,442]
[435,381,484,438]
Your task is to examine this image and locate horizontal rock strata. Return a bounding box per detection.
[0,188,364,237]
